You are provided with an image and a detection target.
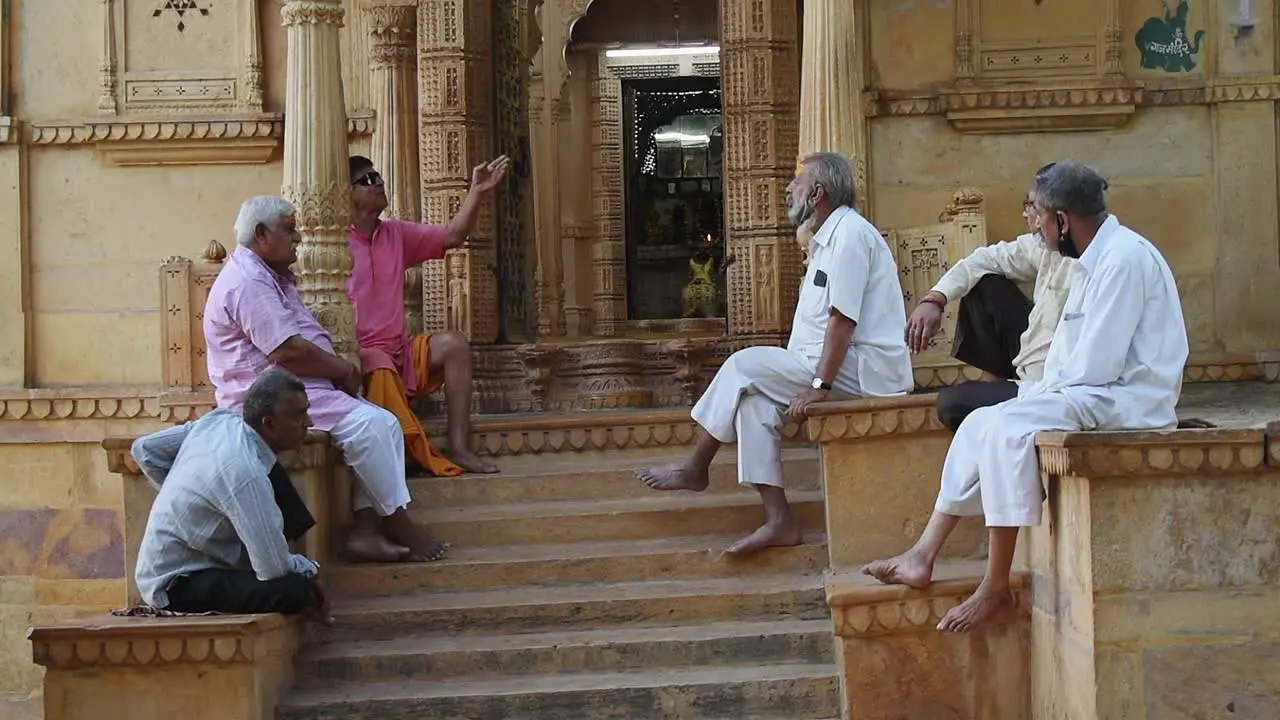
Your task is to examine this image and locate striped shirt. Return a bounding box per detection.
[132,409,319,609]
[203,246,362,432]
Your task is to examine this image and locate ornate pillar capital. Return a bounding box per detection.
[365,0,418,62]
[282,0,346,26]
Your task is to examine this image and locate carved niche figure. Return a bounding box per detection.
[448,254,469,331]
[753,245,777,325]
[682,257,719,319]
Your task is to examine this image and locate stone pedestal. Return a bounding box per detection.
[1031,427,1280,719]
[806,395,986,571]
[828,564,1030,720]
[31,615,299,720]
[282,0,356,355]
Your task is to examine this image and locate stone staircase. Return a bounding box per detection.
[275,446,840,719]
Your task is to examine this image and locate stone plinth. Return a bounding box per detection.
[827,562,1030,720]
[103,432,350,605]
[1031,426,1280,719]
[806,394,985,570]
[30,614,299,720]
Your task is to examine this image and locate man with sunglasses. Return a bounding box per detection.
[904,163,1078,431]
[347,154,509,477]
[865,160,1188,633]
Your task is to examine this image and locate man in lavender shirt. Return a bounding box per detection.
[177,196,448,564]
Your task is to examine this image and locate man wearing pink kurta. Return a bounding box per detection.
[347,154,509,475]
[201,195,448,564]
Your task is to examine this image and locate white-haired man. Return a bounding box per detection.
[864,161,1189,633]
[637,152,914,555]
[192,195,446,564]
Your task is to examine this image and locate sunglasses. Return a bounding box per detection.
[353,171,383,187]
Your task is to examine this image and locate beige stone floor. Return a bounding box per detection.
[1177,381,1280,428]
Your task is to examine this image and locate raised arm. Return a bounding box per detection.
[442,156,510,250]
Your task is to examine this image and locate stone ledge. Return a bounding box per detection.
[826,562,1031,639]
[1035,427,1268,478]
[29,614,295,670]
[104,430,338,476]
[0,117,15,145]
[805,392,943,442]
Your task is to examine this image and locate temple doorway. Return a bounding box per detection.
[622,75,725,321]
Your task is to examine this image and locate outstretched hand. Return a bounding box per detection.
[471,155,511,194]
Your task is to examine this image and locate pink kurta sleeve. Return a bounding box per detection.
[398,220,449,266]
[228,280,303,355]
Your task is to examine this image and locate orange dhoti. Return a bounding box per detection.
[362,334,464,477]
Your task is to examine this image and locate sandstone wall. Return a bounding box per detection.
[865,0,1280,354]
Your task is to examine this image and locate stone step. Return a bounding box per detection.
[423,407,807,458]
[276,662,840,720]
[411,490,827,547]
[324,573,829,641]
[326,533,829,597]
[296,619,834,685]
[409,447,821,506]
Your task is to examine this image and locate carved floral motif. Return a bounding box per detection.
[515,344,565,412]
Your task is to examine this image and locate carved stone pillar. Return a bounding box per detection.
[721,0,801,339]
[530,3,567,339]
[796,0,870,262]
[282,0,356,355]
[419,0,499,342]
[366,0,423,336]
[589,56,626,336]
[97,0,119,114]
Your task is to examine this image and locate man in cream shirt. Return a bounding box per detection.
[636,151,913,556]
[905,163,1078,430]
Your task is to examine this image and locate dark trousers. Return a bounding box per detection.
[937,275,1034,432]
[269,462,315,543]
[166,568,320,615]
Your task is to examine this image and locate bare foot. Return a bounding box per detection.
[635,463,709,492]
[385,517,450,563]
[723,521,804,556]
[344,527,411,563]
[450,449,499,474]
[937,582,1015,633]
[861,551,935,589]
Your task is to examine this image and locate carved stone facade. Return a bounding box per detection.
[282,0,356,356]
[419,0,499,343]
[720,0,801,340]
[367,0,424,337]
[589,56,626,336]
[494,0,535,342]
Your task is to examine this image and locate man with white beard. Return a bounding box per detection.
[635,152,914,555]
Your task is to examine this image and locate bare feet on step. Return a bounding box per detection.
[635,463,709,492]
[723,521,804,556]
[936,582,1015,633]
[450,449,500,474]
[861,551,935,589]
[383,513,450,563]
[344,527,411,563]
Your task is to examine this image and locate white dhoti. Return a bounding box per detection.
[935,392,1085,527]
[330,400,412,516]
[691,346,860,489]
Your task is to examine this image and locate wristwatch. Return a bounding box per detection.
[811,378,832,391]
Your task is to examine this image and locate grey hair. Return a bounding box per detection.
[1032,160,1108,217]
[242,369,307,430]
[234,195,296,248]
[801,152,857,209]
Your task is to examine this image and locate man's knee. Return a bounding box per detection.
[432,330,471,361]
[936,387,968,432]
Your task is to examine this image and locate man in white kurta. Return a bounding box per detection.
[637,152,913,555]
[865,160,1189,633]
[905,163,1079,430]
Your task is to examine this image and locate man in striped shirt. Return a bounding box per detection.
[133,370,330,617]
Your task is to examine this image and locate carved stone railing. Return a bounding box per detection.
[159,240,228,409]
